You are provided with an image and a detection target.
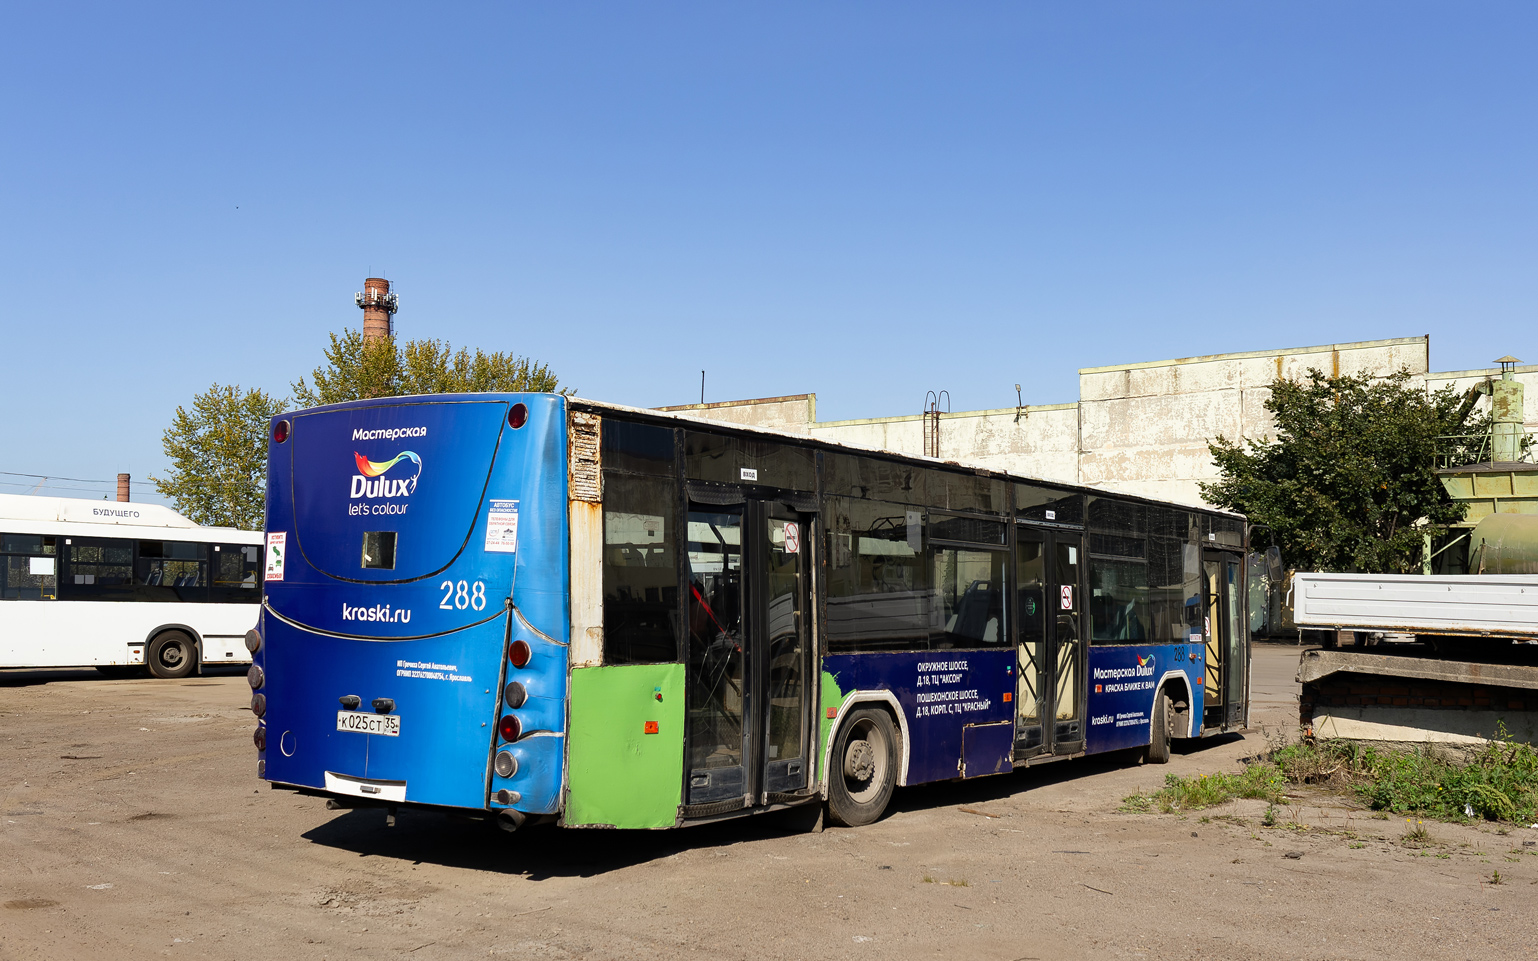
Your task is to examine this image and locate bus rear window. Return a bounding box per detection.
[361,532,397,570]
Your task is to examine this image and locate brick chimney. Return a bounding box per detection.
[117,473,131,503]
[355,277,399,342]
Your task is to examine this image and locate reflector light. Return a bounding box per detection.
[253,726,267,751]
[503,681,527,709]
[244,629,261,654]
[272,420,290,444]
[251,693,266,718]
[494,750,518,778]
[508,404,528,429]
[498,714,522,742]
[247,664,264,690]
[508,640,531,669]
[644,721,659,734]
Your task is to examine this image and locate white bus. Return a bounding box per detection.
[0,492,263,678]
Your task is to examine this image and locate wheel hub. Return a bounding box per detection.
[844,739,875,781]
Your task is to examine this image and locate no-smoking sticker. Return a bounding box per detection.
[783,522,800,554]
[1060,584,1073,610]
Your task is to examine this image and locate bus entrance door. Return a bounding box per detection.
[1014,525,1085,759]
[1201,551,1247,730]
[684,496,814,813]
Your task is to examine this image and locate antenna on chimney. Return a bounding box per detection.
[355,277,399,341]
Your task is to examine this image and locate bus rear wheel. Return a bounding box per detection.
[1146,690,1173,765]
[147,631,197,680]
[826,707,897,827]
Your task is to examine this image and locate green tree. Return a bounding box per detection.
[152,384,284,529]
[1200,368,1486,574]
[291,329,564,406]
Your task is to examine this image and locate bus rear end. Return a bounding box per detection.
[250,394,569,825]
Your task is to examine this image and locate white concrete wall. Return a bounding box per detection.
[807,404,1080,486]
[656,394,817,435]
[657,336,1538,510]
[1077,337,1430,505]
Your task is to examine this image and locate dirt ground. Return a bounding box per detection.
[3,644,1535,961]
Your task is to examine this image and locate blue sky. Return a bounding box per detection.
[3,3,1535,503]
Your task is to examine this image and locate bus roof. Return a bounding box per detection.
[0,492,258,538]
[566,395,1246,520]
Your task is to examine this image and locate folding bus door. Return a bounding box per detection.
[1201,550,1248,730]
[1014,525,1085,758]
[683,493,815,815]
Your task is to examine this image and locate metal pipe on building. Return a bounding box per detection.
[1492,355,1524,463]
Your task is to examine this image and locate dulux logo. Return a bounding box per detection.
[350,451,423,499]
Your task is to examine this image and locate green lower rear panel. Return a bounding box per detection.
[565,663,685,829]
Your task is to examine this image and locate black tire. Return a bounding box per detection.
[94,664,144,679]
[147,631,197,679]
[826,707,898,827]
[1146,690,1172,765]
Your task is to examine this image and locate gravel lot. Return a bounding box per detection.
[3,644,1535,961]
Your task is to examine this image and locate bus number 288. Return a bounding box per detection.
[439,580,487,611]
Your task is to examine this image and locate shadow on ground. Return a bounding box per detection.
[296,732,1254,878]
[0,664,249,687]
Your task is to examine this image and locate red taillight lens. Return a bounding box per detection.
[508,403,528,429]
[508,639,531,669]
[498,714,522,742]
[272,420,290,444]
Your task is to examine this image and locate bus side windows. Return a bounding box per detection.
[601,472,681,664]
[59,538,135,601]
[210,543,263,603]
[0,533,58,600]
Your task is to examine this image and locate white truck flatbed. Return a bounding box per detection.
[1293,572,1538,638]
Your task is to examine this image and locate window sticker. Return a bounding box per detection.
[485,500,519,554]
[265,532,286,582]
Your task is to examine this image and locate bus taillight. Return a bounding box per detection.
[498,714,522,742]
[272,420,290,444]
[253,725,266,751]
[251,693,266,717]
[244,629,261,654]
[508,640,531,669]
[503,681,526,709]
[508,404,528,429]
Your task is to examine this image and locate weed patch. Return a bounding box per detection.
[1126,728,1538,827]
[1123,766,1286,814]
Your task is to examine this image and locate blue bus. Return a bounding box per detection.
[248,394,1249,829]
